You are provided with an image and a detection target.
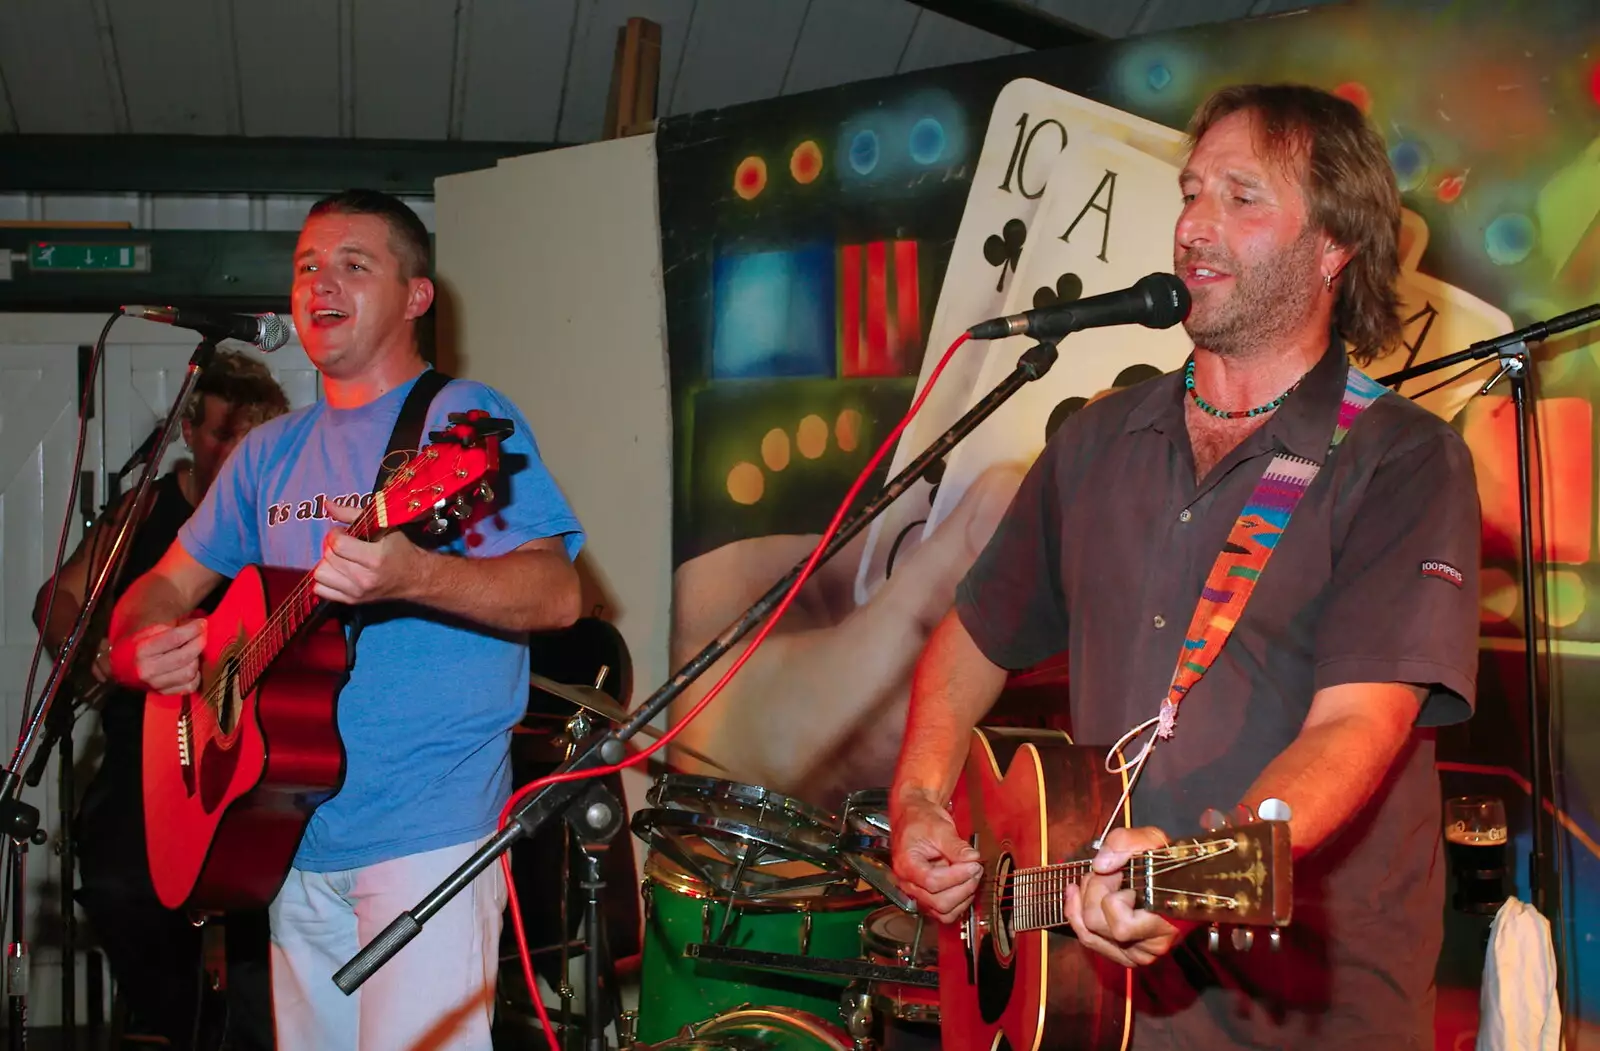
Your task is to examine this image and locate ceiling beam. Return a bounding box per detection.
[899,0,1102,49]
[0,135,561,195]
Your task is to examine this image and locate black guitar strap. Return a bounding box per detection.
[344,368,454,666]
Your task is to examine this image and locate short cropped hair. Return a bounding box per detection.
[306,189,432,281]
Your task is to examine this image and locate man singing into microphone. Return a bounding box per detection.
[890,84,1481,1048]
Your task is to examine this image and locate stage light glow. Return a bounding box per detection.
[734,156,767,200]
[761,428,791,471]
[790,141,823,184]
[727,462,764,504]
[835,409,862,453]
[796,414,828,459]
[909,118,946,165]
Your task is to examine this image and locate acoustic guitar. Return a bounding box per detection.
[941,727,1292,1051]
[143,411,511,913]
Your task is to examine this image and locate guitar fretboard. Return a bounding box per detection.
[1004,838,1240,933]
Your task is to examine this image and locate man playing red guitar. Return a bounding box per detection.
[890,85,1481,1048]
[108,190,584,1050]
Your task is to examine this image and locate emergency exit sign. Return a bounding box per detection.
[29,242,151,272]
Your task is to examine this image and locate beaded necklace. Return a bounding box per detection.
[1184,356,1305,419]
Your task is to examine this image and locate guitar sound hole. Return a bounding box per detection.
[217,658,242,736]
[977,852,1017,1025]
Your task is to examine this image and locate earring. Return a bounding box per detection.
[1323,273,1333,292]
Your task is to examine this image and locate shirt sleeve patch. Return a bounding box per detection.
[1420,560,1465,588]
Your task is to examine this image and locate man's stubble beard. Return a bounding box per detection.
[1181,224,1323,360]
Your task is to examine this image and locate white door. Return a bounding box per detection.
[0,311,318,1025]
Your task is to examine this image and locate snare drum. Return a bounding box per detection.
[642,1006,853,1049]
[635,851,882,1043]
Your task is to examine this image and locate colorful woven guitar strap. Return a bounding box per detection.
[1155,365,1388,739]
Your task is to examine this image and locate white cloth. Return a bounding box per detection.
[1477,896,1563,1051]
[269,835,507,1050]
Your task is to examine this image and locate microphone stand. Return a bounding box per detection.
[0,337,218,848]
[1377,302,1600,924]
[332,338,1064,1036]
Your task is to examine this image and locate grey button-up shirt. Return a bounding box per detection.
[956,337,1481,1049]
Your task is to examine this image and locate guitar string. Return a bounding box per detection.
[989,845,1239,909]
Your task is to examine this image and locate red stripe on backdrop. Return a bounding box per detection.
[840,244,861,374]
[866,241,888,372]
[894,239,921,373]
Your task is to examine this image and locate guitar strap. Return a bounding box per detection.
[1153,363,1388,740]
[343,368,455,666]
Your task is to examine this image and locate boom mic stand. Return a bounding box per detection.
[1378,301,1600,925]
[333,338,1064,1041]
[0,337,218,1044]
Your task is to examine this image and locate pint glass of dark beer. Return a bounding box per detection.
[1444,795,1508,914]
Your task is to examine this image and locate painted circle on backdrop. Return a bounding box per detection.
[727,462,764,504]
[835,409,862,452]
[1388,140,1430,192]
[1436,170,1468,204]
[762,428,791,471]
[1333,81,1372,114]
[790,141,823,184]
[796,414,829,459]
[1541,569,1586,628]
[734,156,767,200]
[849,130,880,175]
[1147,63,1173,92]
[909,118,946,164]
[1485,213,1536,266]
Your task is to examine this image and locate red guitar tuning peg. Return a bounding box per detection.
[1208,924,1221,952]
[1199,807,1229,832]
[1228,803,1256,827]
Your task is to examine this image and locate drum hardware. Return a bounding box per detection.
[531,671,730,773]
[682,944,938,989]
[835,791,916,913]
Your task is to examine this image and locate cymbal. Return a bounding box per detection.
[529,672,729,773]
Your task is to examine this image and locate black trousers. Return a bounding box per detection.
[75,697,274,1051]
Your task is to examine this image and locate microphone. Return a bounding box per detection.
[967,272,1191,341]
[122,305,292,352]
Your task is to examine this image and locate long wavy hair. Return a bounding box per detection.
[1187,84,1403,365]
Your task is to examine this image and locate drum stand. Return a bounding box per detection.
[333,338,1067,1047]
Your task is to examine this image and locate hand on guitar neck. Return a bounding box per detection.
[311,496,424,605]
[1063,825,1199,968]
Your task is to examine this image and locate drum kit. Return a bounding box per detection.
[517,634,943,1050]
[627,775,940,1051]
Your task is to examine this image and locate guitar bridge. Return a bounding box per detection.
[177,710,193,769]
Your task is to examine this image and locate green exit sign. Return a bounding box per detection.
[29,242,151,272]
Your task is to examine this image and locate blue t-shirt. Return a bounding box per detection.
[178,370,584,871]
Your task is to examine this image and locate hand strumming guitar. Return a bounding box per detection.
[1064,825,1199,967]
[890,791,985,924]
[113,619,207,695]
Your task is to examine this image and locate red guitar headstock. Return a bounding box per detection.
[372,411,513,534]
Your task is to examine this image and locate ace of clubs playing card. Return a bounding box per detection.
[853,78,1188,606]
[926,132,1192,530]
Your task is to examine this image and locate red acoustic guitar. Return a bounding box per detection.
[143,411,511,913]
[941,727,1293,1051]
